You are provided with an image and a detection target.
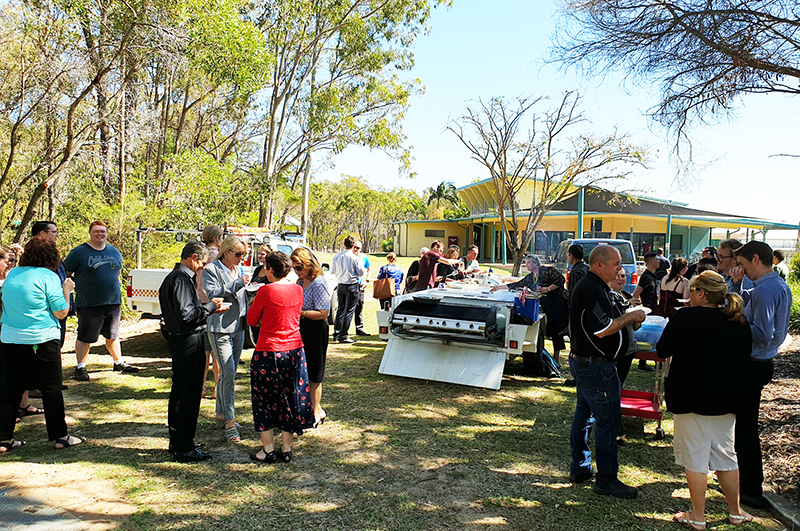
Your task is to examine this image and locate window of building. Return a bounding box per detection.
[425,230,445,238]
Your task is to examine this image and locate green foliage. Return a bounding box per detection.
[380,235,394,252]
[184,0,273,94]
[788,277,800,333]
[158,150,256,226]
[308,175,430,252]
[789,253,800,280]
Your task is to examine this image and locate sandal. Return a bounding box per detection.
[54,435,86,449]
[729,512,754,525]
[673,511,706,530]
[278,449,293,463]
[0,439,25,453]
[216,418,242,429]
[250,449,277,463]
[18,405,44,417]
[224,426,241,442]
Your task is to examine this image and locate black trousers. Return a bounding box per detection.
[0,339,67,441]
[735,358,774,498]
[167,331,206,453]
[334,283,359,340]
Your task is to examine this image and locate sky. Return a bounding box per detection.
[316,0,800,229]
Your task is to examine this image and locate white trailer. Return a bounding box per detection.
[376,285,543,390]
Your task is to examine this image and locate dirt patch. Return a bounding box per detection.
[761,334,800,509]
[0,462,137,530]
[0,319,157,529]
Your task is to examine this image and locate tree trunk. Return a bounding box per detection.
[301,150,312,240]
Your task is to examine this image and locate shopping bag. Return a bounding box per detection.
[372,277,395,299]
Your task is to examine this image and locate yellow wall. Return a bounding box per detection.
[395,221,466,257]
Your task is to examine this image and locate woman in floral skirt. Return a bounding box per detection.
[247,251,314,463]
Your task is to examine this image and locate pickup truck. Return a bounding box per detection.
[126,226,338,344]
[552,238,638,293]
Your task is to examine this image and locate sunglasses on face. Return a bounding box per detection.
[231,251,246,258]
[717,254,733,261]
[293,265,304,272]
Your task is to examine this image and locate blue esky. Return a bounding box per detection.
[316,0,799,226]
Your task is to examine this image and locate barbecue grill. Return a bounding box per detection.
[376,285,542,389]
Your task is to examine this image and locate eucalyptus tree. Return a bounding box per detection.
[551,0,800,142]
[249,0,448,232]
[448,92,645,275]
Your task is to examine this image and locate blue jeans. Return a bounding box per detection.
[334,283,359,340]
[569,355,621,487]
[207,329,245,421]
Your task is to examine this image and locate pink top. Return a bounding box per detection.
[247,282,303,352]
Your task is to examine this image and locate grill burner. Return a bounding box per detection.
[391,297,506,345]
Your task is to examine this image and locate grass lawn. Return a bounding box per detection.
[1,254,783,530]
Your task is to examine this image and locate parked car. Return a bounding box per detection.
[126,226,338,346]
[552,238,638,293]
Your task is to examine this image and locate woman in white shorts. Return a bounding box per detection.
[657,271,754,530]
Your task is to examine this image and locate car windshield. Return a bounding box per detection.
[556,241,635,267]
[579,242,635,265]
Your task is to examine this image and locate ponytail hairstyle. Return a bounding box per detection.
[666,257,688,283]
[689,271,746,325]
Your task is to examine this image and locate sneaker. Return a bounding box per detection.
[355,330,370,336]
[338,338,356,344]
[638,362,655,373]
[73,367,89,381]
[113,362,139,373]
[594,479,638,499]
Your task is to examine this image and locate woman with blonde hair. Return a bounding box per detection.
[657,271,753,529]
[203,235,249,442]
[198,225,223,399]
[376,253,404,311]
[290,247,331,427]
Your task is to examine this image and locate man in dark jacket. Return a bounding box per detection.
[159,241,221,463]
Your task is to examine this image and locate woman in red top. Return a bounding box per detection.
[247,251,314,463]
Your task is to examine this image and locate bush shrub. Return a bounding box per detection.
[788,277,800,333]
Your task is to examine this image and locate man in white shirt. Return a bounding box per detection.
[330,236,365,344]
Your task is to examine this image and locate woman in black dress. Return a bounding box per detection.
[290,248,331,427]
[492,255,569,362]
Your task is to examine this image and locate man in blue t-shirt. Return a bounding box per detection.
[353,241,371,337]
[63,221,138,381]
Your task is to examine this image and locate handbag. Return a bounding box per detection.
[372,277,395,299]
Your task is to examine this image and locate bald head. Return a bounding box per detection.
[589,245,618,266]
[589,245,622,283]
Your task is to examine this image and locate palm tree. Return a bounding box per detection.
[425,181,460,209]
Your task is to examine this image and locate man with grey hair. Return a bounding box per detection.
[568,245,646,498]
[160,240,223,463]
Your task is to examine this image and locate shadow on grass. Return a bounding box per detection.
[5,332,783,531]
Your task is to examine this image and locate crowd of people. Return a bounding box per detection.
[0,225,794,528]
